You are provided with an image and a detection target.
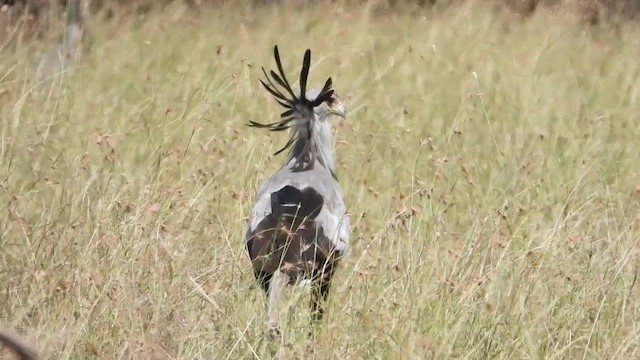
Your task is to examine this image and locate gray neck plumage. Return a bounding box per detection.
[286,120,336,175]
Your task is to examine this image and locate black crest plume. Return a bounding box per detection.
[248,45,335,156]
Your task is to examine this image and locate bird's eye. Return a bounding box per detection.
[326,96,336,106]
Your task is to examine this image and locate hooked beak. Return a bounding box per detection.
[329,100,347,119]
[330,100,347,129]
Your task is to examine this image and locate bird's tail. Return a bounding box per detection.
[270,186,324,230]
[64,0,83,51]
[0,328,39,360]
[265,186,326,283]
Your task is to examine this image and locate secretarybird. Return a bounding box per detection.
[245,45,350,338]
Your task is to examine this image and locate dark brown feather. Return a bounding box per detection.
[246,186,340,285]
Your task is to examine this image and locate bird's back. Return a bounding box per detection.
[246,164,350,285]
[253,164,347,215]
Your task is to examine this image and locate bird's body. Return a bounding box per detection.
[245,46,350,337]
[35,0,83,82]
[246,157,350,284]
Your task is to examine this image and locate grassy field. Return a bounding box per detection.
[2,1,640,359]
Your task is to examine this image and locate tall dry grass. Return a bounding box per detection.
[2,1,640,358]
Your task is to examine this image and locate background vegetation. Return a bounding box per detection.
[2,0,640,358]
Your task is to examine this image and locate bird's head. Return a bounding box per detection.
[249,45,347,156]
[306,89,347,121]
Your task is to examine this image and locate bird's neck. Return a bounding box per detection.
[287,121,336,174]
